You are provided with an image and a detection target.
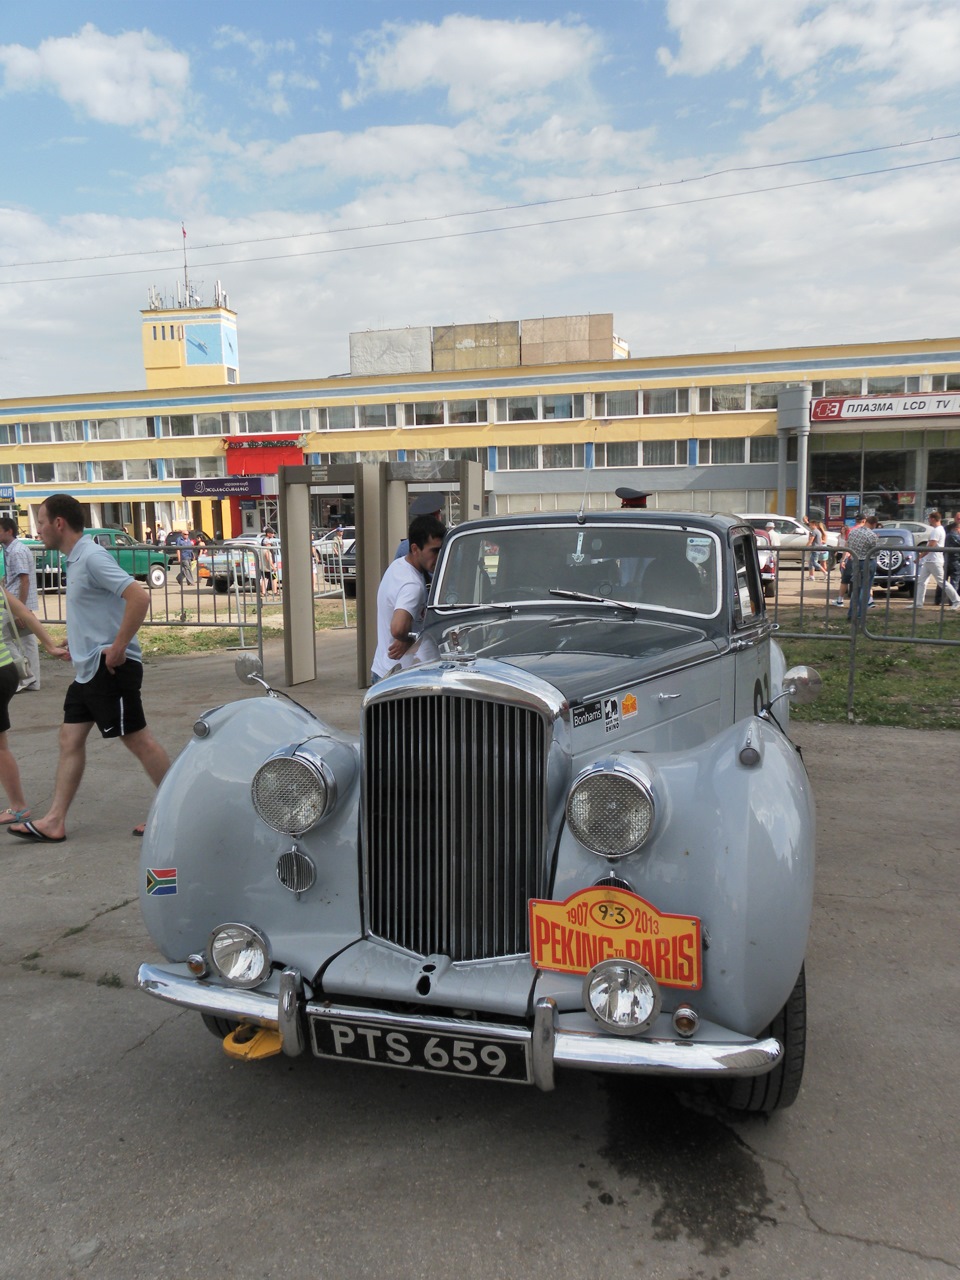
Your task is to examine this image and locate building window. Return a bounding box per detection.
[0,425,14,446]
[599,389,639,417]
[91,459,158,481]
[169,456,226,479]
[446,447,480,462]
[496,396,538,422]
[320,405,356,431]
[810,378,863,397]
[412,448,445,462]
[238,410,277,433]
[642,388,689,415]
[930,373,960,392]
[22,420,82,443]
[543,394,584,420]
[700,437,746,464]
[158,412,229,437]
[24,462,83,483]
[865,376,905,395]
[0,465,13,483]
[596,441,638,468]
[275,409,307,432]
[402,401,444,427]
[748,436,779,463]
[448,399,484,424]
[642,439,680,466]
[698,386,746,412]
[358,404,397,429]
[498,444,584,470]
[88,417,149,441]
[749,383,792,410]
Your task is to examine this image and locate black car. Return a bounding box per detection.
[872,528,918,596]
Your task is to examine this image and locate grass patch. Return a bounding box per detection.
[96,973,124,988]
[138,599,356,659]
[61,923,89,938]
[59,969,83,979]
[782,631,960,729]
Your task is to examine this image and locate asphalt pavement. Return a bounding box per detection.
[0,631,957,1280]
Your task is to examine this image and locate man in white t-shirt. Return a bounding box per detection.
[915,511,960,609]
[371,515,445,682]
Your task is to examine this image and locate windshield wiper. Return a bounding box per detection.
[430,601,515,613]
[548,588,640,613]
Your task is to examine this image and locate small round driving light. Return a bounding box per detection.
[566,765,654,857]
[672,1005,700,1038]
[208,923,271,989]
[583,960,661,1035]
[252,751,334,835]
[186,953,208,977]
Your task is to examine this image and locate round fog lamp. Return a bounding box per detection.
[583,960,661,1035]
[208,923,271,989]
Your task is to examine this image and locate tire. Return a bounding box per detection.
[762,581,774,598]
[148,564,167,589]
[716,965,806,1114]
[201,1013,239,1039]
[213,578,228,593]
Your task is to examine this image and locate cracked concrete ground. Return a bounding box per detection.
[0,631,957,1280]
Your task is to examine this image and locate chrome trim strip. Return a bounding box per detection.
[362,658,568,721]
[138,964,782,1086]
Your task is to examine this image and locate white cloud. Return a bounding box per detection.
[212,27,296,63]
[658,0,960,99]
[342,15,603,117]
[0,23,189,140]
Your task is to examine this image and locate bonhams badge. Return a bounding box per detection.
[529,887,701,989]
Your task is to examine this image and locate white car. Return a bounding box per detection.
[736,514,838,564]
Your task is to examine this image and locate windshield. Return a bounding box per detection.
[433,522,721,618]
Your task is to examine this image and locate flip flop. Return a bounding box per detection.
[9,821,66,843]
[132,824,146,838]
[0,807,30,826]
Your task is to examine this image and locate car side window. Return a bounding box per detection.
[731,536,765,626]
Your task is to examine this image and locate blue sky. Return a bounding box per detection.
[1,1,959,395]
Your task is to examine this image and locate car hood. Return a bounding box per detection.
[419,610,723,706]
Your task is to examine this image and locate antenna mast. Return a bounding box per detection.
[181,222,189,306]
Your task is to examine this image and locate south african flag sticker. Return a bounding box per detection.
[146,867,178,896]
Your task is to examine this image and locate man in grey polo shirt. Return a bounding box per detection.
[8,493,170,844]
[0,515,41,690]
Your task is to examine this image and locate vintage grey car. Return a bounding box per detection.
[138,511,819,1113]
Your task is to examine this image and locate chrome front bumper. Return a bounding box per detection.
[137,962,782,1091]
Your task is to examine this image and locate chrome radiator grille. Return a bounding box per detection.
[363,692,548,961]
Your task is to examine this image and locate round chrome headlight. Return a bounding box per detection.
[566,764,655,857]
[583,960,661,1035]
[208,923,271,989]
[251,750,334,835]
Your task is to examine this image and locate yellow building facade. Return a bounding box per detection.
[1,314,958,539]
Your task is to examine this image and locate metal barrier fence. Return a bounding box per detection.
[27,541,355,668]
[764,543,960,718]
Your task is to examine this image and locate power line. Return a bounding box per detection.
[1,153,958,287]
[1,131,958,272]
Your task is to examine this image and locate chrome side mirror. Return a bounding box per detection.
[781,665,822,705]
[235,653,268,688]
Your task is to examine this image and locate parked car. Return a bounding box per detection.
[877,520,930,536]
[19,538,64,590]
[753,528,777,597]
[737,514,839,565]
[138,511,820,1114]
[314,526,357,594]
[197,537,273,593]
[872,527,919,596]
[71,528,174,588]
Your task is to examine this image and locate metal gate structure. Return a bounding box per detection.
[765,547,960,720]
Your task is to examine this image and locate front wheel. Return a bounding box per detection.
[201,1013,239,1039]
[715,965,806,1114]
[148,564,167,589]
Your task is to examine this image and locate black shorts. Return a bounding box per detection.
[64,655,147,738]
[0,662,18,733]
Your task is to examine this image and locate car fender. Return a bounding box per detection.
[141,696,362,978]
[543,715,814,1035]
